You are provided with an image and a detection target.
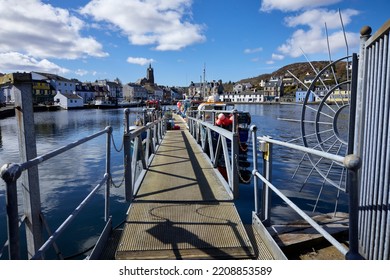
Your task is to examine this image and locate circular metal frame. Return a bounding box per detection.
[300,56,352,190]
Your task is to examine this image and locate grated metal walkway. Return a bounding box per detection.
[115,115,261,260]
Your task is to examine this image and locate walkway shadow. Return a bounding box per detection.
[180,131,217,201]
[146,219,249,259]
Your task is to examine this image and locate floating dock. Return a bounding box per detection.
[114,116,263,259]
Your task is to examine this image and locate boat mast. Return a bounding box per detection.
[203,63,206,99]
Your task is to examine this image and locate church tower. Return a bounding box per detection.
[146,64,154,84]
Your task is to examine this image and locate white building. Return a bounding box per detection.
[54,92,83,109]
[233,83,244,94]
[34,72,76,94]
[220,93,265,103]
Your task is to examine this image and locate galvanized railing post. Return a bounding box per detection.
[250,126,260,214]
[344,53,364,260]
[153,122,157,148]
[354,26,371,158]
[344,155,364,259]
[232,110,239,199]
[105,126,112,222]
[158,118,163,143]
[123,110,133,202]
[1,163,22,259]
[259,138,272,226]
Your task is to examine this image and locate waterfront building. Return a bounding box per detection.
[30,72,55,105]
[144,83,164,101]
[233,83,244,94]
[123,83,148,102]
[233,82,252,94]
[95,79,123,102]
[294,84,349,103]
[92,83,110,104]
[296,88,315,102]
[187,80,223,99]
[32,80,53,104]
[54,92,83,109]
[263,77,284,100]
[0,73,20,103]
[188,81,207,98]
[35,72,76,95]
[220,91,265,103]
[0,72,57,104]
[75,82,96,104]
[282,74,295,86]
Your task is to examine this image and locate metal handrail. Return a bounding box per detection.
[251,125,362,259]
[257,135,351,166]
[31,174,109,260]
[123,109,166,201]
[253,170,349,256]
[1,126,113,260]
[186,111,241,198]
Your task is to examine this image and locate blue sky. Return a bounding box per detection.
[0,0,388,86]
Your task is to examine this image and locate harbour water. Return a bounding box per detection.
[0,104,348,260]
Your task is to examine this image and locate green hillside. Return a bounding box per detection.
[223,60,348,92]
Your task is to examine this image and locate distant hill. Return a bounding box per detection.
[223,60,348,92]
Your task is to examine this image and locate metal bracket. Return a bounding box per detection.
[259,140,269,161]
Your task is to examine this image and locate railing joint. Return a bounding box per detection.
[1,163,22,184]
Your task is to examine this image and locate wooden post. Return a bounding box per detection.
[13,73,43,258]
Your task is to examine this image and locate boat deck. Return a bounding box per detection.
[114,115,267,260]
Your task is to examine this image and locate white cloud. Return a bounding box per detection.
[272,53,284,60]
[0,52,69,74]
[285,8,359,29]
[80,0,206,51]
[260,0,342,12]
[127,57,155,66]
[244,47,263,54]
[75,69,89,76]
[277,9,360,58]
[0,0,107,59]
